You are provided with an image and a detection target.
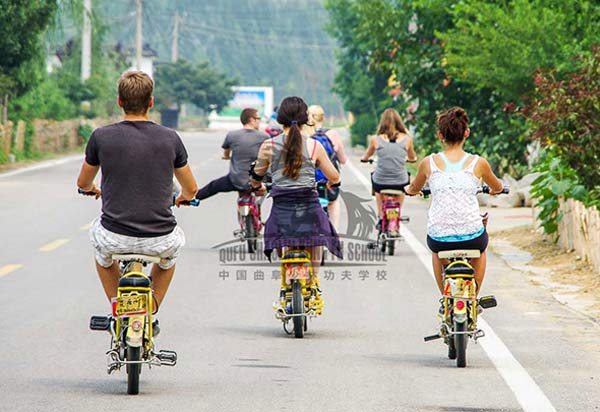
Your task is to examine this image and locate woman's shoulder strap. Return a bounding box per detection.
[466,154,480,172]
[429,154,441,171]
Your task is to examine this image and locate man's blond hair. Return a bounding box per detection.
[118,71,154,115]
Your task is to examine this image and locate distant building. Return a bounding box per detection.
[46,55,63,74]
[127,43,158,78]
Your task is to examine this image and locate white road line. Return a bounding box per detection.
[0,154,83,179]
[39,238,71,252]
[346,158,556,412]
[0,264,23,278]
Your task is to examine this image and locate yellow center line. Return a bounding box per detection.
[39,238,71,252]
[0,264,23,278]
[80,223,92,230]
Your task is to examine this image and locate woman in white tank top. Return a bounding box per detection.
[404,107,504,297]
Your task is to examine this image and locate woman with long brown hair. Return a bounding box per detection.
[250,96,342,301]
[361,108,417,229]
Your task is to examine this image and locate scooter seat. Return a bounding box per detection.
[283,252,309,260]
[445,265,475,276]
[118,275,151,288]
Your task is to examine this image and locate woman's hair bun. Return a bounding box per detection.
[448,107,465,120]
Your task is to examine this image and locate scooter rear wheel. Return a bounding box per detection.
[292,282,304,338]
[126,345,142,395]
[244,215,256,253]
[447,337,457,359]
[454,321,468,368]
[387,239,395,255]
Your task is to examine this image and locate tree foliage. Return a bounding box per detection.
[325,0,600,177]
[324,0,391,145]
[9,1,129,121]
[438,0,599,102]
[530,147,587,237]
[0,0,58,95]
[527,48,600,205]
[154,59,234,113]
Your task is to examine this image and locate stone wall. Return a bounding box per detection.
[31,119,81,153]
[0,117,123,164]
[557,198,600,274]
[0,121,13,160]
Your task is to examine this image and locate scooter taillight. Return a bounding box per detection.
[131,319,143,332]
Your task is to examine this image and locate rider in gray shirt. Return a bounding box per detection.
[197,108,268,199]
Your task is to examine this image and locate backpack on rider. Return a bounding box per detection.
[311,128,339,183]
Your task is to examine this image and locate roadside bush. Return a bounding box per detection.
[527,48,600,196]
[78,123,94,143]
[11,78,77,121]
[530,147,587,238]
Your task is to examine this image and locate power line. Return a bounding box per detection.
[183,23,336,50]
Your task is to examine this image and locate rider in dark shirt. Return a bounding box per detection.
[77,70,198,308]
[196,108,268,199]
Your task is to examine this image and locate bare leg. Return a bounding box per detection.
[397,192,406,208]
[469,252,487,295]
[150,264,176,308]
[310,246,322,276]
[328,199,341,230]
[375,193,383,219]
[96,261,120,302]
[431,253,445,295]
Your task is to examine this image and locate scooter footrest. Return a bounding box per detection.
[90,315,111,331]
[156,350,177,365]
[424,333,442,342]
[478,295,497,309]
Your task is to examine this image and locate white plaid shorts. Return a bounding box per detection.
[89,218,185,270]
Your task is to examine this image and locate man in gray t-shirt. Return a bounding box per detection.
[197,108,268,199]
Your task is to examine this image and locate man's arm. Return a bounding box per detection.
[222,133,232,159]
[174,164,199,204]
[76,161,101,198]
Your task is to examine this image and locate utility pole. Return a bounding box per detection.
[136,0,143,70]
[171,11,179,63]
[81,0,92,81]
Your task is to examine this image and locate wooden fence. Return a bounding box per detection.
[557,198,600,273]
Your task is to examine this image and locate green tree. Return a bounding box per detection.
[324,0,393,146]
[527,48,600,204]
[325,0,599,176]
[154,59,234,114]
[439,0,600,103]
[0,1,58,95]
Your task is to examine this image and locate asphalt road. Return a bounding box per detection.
[1,130,600,412]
